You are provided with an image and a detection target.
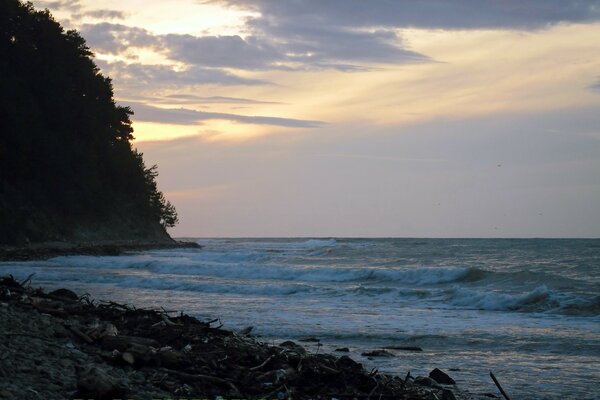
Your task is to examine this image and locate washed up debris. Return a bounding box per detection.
[0,275,466,399]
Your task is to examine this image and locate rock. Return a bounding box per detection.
[299,337,320,342]
[279,341,307,355]
[238,326,253,335]
[159,348,188,369]
[334,347,350,352]
[361,349,394,357]
[382,345,423,351]
[429,368,456,385]
[414,376,442,389]
[48,288,78,301]
[122,352,135,365]
[442,389,458,400]
[336,355,362,372]
[77,365,127,399]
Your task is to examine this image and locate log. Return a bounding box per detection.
[101,335,159,351]
[490,371,512,400]
[65,324,93,344]
[249,354,275,371]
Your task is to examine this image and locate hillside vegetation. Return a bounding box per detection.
[0,0,177,244]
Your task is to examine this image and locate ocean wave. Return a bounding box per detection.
[444,285,600,316]
[32,272,319,297]
[9,255,488,286]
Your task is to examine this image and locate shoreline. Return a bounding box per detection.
[0,240,201,262]
[0,276,465,400]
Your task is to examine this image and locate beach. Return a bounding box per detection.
[0,274,461,400]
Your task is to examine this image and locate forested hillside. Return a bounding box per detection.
[0,0,177,244]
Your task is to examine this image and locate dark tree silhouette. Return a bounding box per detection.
[0,0,177,244]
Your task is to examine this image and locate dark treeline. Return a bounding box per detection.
[0,0,177,244]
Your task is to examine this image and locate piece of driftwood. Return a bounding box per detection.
[33,305,68,318]
[65,324,93,344]
[157,367,240,395]
[490,371,512,400]
[19,273,36,287]
[249,354,275,371]
[101,335,159,351]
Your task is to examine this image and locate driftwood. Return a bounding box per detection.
[490,371,512,400]
[65,324,94,344]
[33,304,68,318]
[19,273,36,287]
[1,275,459,400]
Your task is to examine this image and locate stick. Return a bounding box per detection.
[65,324,94,344]
[490,371,512,400]
[161,314,180,326]
[249,354,275,371]
[20,273,35,287]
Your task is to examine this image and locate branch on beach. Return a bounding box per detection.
[490,371,512,400]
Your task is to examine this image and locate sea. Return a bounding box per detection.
[1,238,599,399]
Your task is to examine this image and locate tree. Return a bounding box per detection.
[0,0,178,243]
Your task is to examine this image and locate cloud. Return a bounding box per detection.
[213,0,600,30]
[163,34,283,70]
[96,61,268,88]
[80,9,127,20]
[34,0,81,12]
[80,23,159,54]
[163,95,282,104]
[589,77,600,92]
[77,18,428,72]
[125,102,324,128]
[187,0,600,69]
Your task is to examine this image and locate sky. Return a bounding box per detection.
[33,0,600,238]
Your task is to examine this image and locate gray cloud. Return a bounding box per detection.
[34,0,81,12]
[163,95,282,104]
[80,9,127,20]
[193,0,600,70]
[589,77,600,92]
[77,18,428,71]
[164,34,283,70]
[126,102,323,128]
[213,0,600,30]
[37,1,600,74]
[80,23,159,54]
[96,61,267,88]
[247,18,426,66]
